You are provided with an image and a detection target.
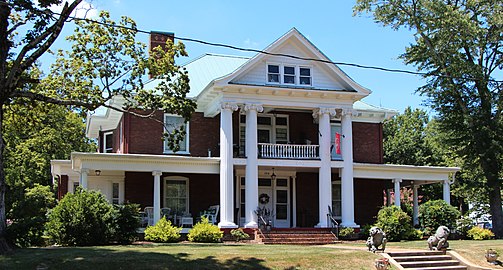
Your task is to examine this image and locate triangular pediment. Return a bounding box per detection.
[214,28,371,96]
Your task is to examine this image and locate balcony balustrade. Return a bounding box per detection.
[258,143,319,159]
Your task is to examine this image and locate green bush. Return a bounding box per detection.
[455,216,475,238]
[144,217,181,243]
[7,184,56,247]
[466,226,495,240]
[114,203,141,244]
[230,228,250,242]
[338,227,355,237]
[419,200,460,235]
[359,224,372,239]
[46,188,116,246]
[409,229,424,240]
[188,217,223,243]
[375,206,415,241]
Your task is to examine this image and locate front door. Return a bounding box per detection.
[257,178,290,228]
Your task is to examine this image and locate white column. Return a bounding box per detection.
[315,108,335,228]
[292,175,297,228]
[153,171,162,224]
[340,109,357,227]
[393,178,402,207]
[443,179,451,205]
[244,104,263,228]
[80,169,89,190]
[412,183,419,226]
[219,102,238,228]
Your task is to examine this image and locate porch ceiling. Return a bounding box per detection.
[71,152,220,174]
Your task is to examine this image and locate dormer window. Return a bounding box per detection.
[267,64,312,86]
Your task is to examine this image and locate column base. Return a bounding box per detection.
[340,222,359,228]
[218,221,238,229]
[315,222,329,228]
[244,221,258,228]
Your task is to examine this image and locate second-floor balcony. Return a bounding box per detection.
[258,143,319,159]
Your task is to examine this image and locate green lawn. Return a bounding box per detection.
[0,243,380,270]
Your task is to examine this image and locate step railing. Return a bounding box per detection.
[258,143,319,159]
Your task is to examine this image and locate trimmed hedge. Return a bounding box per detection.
[419,200,460,235]
[188,217,223,243]
[375,206,415,241]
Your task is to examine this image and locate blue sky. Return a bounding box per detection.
[49,0,431,113]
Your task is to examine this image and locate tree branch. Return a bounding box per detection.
[13,90,99,110]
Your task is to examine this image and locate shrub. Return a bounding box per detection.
[114,203,141,244]
[419,200,460,235]
[188,217,223,243]
[46,188,116,246]
[144,217,181,243]
[7,184,56,247]
[455,216,475,239]
[338,227,355,238]
[230,228,250,242]
[375,206,415,241]
[359,224,372,239]
[409,229,424,240]
[466,226,495,240]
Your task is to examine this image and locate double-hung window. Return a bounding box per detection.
[164,114,189,154]
[267,64,312,86]
[103,132,113,153]
[164,177,189,214]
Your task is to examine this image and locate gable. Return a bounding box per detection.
[215,28,370,96]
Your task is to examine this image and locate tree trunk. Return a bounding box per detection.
[487,176,503,238]
[0,105,12,253]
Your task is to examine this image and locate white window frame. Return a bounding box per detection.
[239,113,290,151]
[266,63,312,86]
[163,176,189,215]
[163,114,190,154]
[331,180,342,219]
[112,182,120,204]
[103,131,113,153]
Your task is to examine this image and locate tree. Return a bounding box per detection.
[354,0,503,237]
[0,0,196,253]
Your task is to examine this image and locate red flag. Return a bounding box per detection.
[335,133,341,155]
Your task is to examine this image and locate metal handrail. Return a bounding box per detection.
[327,206,339,238]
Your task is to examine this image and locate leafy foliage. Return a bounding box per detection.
[354,0,503,238]
[113,203,141,244]
[144,217,181,243]
[375,206,415,241]
[455,216,475,239]
[467,227,495,240]
[6,184,55,247]
[230,228,250,242]
[419,200,460,235]
[338,227,355,238]
[46,188,116,246]
[187,217,223,243]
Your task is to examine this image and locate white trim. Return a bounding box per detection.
[103,132,113,153]
[163,114,190,155]
[163,176,190,215]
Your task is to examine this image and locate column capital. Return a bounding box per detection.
[243,103,264,113]
[339,108,357,117]
[392,178,402,183]
[220,102,239,112]
[152,170,163,177]
[312,107,337,118]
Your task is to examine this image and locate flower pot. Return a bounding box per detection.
[374,258,390,270]
[485,249,499,264]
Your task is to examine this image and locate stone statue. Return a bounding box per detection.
[366,227,387,253]
[427,226,450,250]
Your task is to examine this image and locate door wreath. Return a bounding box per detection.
[259,193,270,205]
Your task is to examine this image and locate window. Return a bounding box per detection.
[330,124,342,160]
[239,114,289,155]
[164,177,189,214]
[267,65,280,83]
[73,182,80,193]
[283,66,295,84]
[164,114,189,153]
[266,63,312,86]
[103,132,113,153]
[299,67,312,85]
[332,182,341,218]
[112,183,119,204]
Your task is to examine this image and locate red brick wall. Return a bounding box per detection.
[353,122,383,164]
[58,175,69,200]
[354,178,386,225]
[189,113,220,157]
[127,111,164,155]
[295,172,319,227]
[287,112,319,145]
[124,172,219,218]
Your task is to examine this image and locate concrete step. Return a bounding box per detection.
[387,251,445,257]
[400,260,461,268]
[393,255,452,262]
[403,266,467,270]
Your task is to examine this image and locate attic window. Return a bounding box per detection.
[267,63,312,86]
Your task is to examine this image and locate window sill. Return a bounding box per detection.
[163,151,191,155]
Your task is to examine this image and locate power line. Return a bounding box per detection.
[6,2,503,83]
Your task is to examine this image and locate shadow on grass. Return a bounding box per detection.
[0,244,271,270]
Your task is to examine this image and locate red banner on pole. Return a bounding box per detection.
[335,133,341,155]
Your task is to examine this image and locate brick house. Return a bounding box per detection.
[51,29,459,229]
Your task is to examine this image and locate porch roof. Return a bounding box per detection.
[70,152,220,174]
[353,162,460,182]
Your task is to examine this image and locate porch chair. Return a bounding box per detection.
[160,207,173,223]
[201,205,219,225]
[144,207,154,226]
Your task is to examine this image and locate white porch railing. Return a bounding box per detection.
[258,143,319,159]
